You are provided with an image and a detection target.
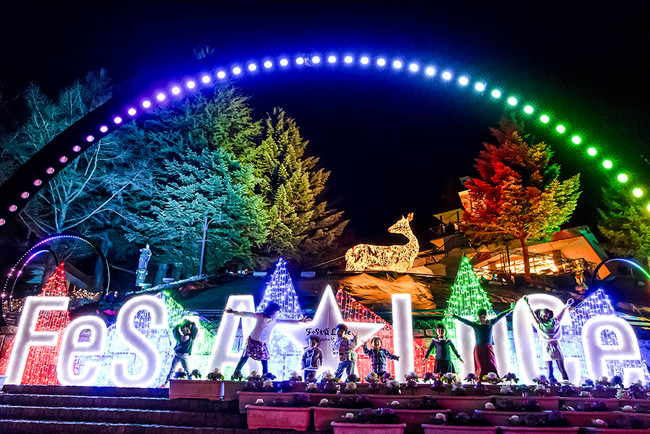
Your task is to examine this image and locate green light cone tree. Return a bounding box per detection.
[442,255,496,348]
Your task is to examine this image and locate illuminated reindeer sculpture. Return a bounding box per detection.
[345,213,419,273]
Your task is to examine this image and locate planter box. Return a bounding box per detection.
[494,396,560,411]
[238,391,297,412]
[560,410,623,427]
[560,398,621,411]
[435,396,492,412]
[423,425,497,434]
[222,380,246,401]
[394,408,452,432]
[331,421,406,434]
[313,407,361,431]
[245,405,311,431]
[169,379,222,400]
[476,410,547,426]
[497,426,579,434]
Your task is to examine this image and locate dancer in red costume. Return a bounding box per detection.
[446,302,514,379]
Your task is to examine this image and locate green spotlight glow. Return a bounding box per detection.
[571,136,581,144]
[603,160,613,169]
[633,188,643,197]
[540,115,550,123]
[647,204,650,213]
[491,89,501,98]
[507,97,518,106]
[587,147,597,156]
[556,125,566,133]
[618,173,628,183]
[524,105,533,114]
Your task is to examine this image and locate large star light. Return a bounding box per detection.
[276,286,384,376]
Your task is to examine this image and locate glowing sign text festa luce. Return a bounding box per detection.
[3,291,648,386]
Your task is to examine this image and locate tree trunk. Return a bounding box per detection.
[93,238,110,293]
[519,236,531,280]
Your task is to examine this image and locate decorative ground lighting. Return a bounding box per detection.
[1,50,649,226]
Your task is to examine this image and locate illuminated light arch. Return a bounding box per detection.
[3,234,110,314]
[0,51,648,228]
[591,258,650,287]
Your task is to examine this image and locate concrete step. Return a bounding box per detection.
[0,419,320,434]
[2,385,169,398]
[0,393,238,413]
[0,405,245,428]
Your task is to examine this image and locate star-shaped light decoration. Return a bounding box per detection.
[276,285,384,376]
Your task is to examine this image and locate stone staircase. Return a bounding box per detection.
[0,384,309,433]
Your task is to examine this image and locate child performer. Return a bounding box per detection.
[524,295,574,382]
[227,302,308,378]
[301,335,324,382]
[362,336,400,377]
[446,302,514,378]
[423,323,463,374]
[165,319,198,383]
[332,323,358,380]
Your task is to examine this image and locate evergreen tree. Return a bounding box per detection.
[255,108,347,266]
[463,120,581,279]
[122,91,269,274]
[598,184,650,269]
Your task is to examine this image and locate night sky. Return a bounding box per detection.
[1,1,649,249]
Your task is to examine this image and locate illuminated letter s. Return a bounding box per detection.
[110,295,167,387]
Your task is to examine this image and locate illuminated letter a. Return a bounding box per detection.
[207,295,256,375]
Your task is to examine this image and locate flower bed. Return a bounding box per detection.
[365,394,425,408]
[331,421,407,434]
[476,410,548,426]
[493,396,560,411]
[560,398,621,411]
[237,391,297,412]
[169,379,223,400]
[245,405,311,431]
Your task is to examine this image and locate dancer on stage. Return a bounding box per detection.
[301,335,324,382]
[332,323,358,380]
[227,302,307,378]
[165,319,198,383]
[446,302,514,378]
[423,323,463,374]
[362,336,400,377]
[524,295,574,382]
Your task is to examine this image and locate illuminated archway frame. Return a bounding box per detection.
[0,51,647,227]
[2,234,110,310]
